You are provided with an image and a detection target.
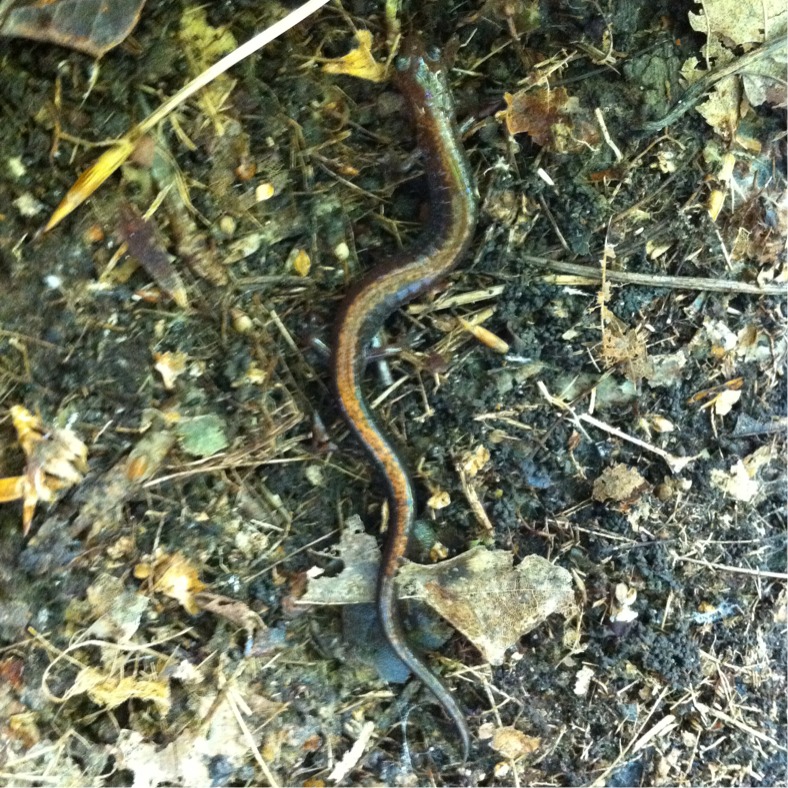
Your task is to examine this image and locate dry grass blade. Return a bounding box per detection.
[44,0,332,232]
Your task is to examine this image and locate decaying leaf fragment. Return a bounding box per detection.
[153,351,188,390]
[0,405,88,533]
[501,87,599,153]
[113,681,285,788]
[399,547,577,665]
[683,0,786,137]
[45,139,137,232]
[592,463,651,505]
[66,667,171,713]
[134,551,207,614]
[300,516,378,605]
[79,573,149,641]
[0,0,147,58]
[490,726,541,760]
[301,524,576,665]
[116,204,188,307]
[710,445,776,502]
[599,306,652,384]
[178,5,238,133]
[322,30,388,82]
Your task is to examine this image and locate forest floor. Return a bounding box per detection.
[1,1,786,785]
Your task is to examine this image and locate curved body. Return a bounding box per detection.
[331,42,478,758]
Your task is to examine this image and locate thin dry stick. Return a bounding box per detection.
[641,35,788,134]
[227,688,281,787]
[537,382,695,474]
[671,552,788,581]
[45,0,333,230]
[526,256,787,297]
[591,686,671,786]
[694,701,787,751]
[136,0,332,137]
[579,413,694,474]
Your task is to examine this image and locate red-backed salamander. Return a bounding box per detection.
[331,38,478,759]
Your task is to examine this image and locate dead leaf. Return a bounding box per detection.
[4,405,88,534]
[82,573,149,641]
[322,30,387,83]
[71,668,170,713]
[192,591,265,635]
[0,0,147,58]
[135,551,206,614]
[153,351,188,390]
[300,516,378,606]
[500,87,599,152]
[45,139,136,232]
[600,312,652,384]
[178,6,238,134]
[684,0,787,137]
[116,205,188,308]
[302,527,576,664]
[592,464,651,504]
[398,548,577,665]
[490,726,541,759]
[113,687,262,788]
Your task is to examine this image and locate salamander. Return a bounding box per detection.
[331,38,478,759]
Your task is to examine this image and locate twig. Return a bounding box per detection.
[227,686,281,787]
[525,255,787,297]
[579,413,694,474]
[44,0,333,231]
[594,107,623,161]
[694,701,787,751]
[328,720,375,783]
[591,686,671,786]
[671,552,788,581]
[641,35,788,134]
[138,0,333,136]
[539,383,696,474]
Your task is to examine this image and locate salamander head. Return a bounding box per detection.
[393,36,452,114]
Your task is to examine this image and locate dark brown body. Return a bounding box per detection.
[331,41,478,758]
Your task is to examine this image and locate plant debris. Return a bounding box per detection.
[398,548,577,666]
[0,0,147,57]
[0,0,785,784]
[0,405,88,533]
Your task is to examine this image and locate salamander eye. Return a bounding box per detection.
[426,45,441,62]
[394,54,411,73]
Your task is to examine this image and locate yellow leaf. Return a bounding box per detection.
[45,139,136,232]
[292,248,311,277]
[0,476,24,503]
[322,30,387,83]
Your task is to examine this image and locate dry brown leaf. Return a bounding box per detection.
[153,351,188,390]
[5,405,88,533]
[301,527,576,665]
[113,687,262,788]
[300,516,378,605]
[193,591,265,635]
[592,463,651,505]
[71,668,170,713]
[491,726,541,759]
[500,87,599,153]
[178,5,238,134]
[398,548,577,665]
[82,573,149,641]
[684,0,786,137]
[116,205,188,308]
[600,309,652,384]
[0,0,147,58]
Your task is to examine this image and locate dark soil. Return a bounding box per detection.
[1,1,785,786]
